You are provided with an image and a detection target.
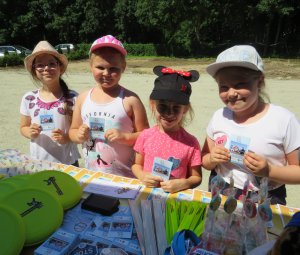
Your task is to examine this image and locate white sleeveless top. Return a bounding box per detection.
[81,87,135,177]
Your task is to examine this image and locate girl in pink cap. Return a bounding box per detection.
[69,35,149,177]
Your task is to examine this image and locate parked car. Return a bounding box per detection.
[54,43,75,53]
[0,49,4,57]
[13,45,32,56]
[0,45,32,57]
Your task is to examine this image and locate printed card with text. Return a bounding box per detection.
[226,135,251,166]
[151,157,173,181]
[89,117,105,140]
[40,113,55,131]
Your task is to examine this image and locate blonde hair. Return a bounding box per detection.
[215,67,270,103]
[149,99,194,127]
[90,47,126,70]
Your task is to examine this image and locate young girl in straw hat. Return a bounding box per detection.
[20,40,80,165]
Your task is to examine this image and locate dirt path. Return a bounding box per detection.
[67,57,300,79]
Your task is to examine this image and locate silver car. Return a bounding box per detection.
[0,45,32,57]
[54,43,75,53]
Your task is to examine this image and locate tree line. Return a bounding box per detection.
[1,0,299,57]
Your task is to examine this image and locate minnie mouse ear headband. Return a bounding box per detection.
[89,35,127,56]
[285,211,300,229]
[24,40,68,74]
[150,66,199,105]
[206,45,264,77]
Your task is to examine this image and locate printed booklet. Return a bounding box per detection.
[151,157,173,181]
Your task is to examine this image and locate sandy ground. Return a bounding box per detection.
[1,59,300,208]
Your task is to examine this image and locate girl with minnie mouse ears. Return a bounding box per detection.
[132,66,202,193]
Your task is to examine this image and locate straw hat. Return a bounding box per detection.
[24,41,68,74]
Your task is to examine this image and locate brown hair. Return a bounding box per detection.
[269,227,300,255]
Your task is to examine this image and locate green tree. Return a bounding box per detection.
[114,0,156,43]
[135,0,253,56]
[256,0,299,55]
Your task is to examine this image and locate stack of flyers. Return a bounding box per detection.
[151,157,173,181]
[108,216,134,239]
[61,208,95,235]
[84,216,112,239]
[34,229,80,255]
[69,237,108,255]
[82,204,134,239]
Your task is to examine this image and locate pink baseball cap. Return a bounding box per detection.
[89,35,127,56]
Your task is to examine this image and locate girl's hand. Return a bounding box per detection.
[51,129,68,144]
[104,128,124,143]
[244,151,269,177]
[142,174,163,188]
[209,146,231,164]
[77,124,89,143]
[29,123,41,139]
[160,179,183,193]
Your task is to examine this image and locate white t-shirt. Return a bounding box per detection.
[20,89,80,164]
[206,104,300,190]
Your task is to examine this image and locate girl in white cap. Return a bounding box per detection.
[69,35,149,177]
[20,41,80,166]
[202,45,300,205]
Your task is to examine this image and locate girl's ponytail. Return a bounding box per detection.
[59,77,69,98]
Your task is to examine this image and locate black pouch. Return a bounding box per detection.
[81,193,120,216]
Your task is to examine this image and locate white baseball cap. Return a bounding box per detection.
[206,45,264,77]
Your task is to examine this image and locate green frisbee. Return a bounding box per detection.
[28,170,82,210]
[1,174,30,189]
[2,187,64,246]
[0,181,17,200]
[0,204,26,255]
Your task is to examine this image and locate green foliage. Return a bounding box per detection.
[0,0,300,57]
[0,54,23,67]
[125,44,159,56]
[66,43,90,60]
